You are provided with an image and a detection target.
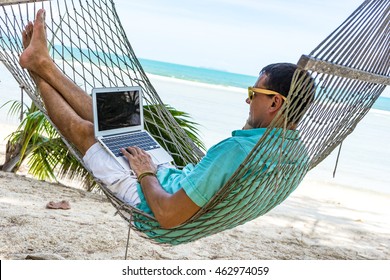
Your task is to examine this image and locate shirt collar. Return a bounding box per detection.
[232,128,300,140]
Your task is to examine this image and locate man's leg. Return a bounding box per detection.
[20,10,93,123]
[34,75,96,155]
[21,12,95,155]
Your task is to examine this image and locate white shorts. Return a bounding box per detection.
[83,143,141,206]
[83,143,175,207]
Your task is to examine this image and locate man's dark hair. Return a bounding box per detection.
[261,62,315,125]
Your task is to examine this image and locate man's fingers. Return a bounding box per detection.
[134,147,152,159]
[120,147,132,157]
[120,146,144,156]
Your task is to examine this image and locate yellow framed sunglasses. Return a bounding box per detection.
[248,87,287,102]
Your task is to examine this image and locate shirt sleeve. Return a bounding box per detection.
[179,138,250,207]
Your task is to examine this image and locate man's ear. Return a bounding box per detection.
[269,95,284,112]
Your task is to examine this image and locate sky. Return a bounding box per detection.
[114,0,365,76]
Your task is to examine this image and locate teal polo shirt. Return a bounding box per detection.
[136,128,298,213]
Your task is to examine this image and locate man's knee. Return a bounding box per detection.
[80,121,94,138]
[67,120,96,154]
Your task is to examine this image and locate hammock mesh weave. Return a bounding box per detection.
[0,0,389,245]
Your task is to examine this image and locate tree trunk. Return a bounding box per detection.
[1,140,23,172]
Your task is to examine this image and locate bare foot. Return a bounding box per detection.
[21,21,41,83]
[19,9,50,73]
[46,200,71,210]
[22,22,34,49]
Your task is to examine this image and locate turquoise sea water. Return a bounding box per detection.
[139,58,390,113]
[139,58,257,89]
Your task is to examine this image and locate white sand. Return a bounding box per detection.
[0,75,389,260]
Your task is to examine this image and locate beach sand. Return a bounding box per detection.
[0,75,389,260]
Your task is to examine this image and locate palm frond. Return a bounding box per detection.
[0,100,23,119]
[26,135,96,188]
[144,104,205,166]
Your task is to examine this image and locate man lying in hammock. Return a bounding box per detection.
[20,9,314,229]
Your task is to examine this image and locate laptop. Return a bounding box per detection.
[92,86,173,170]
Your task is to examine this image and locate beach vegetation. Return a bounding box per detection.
[0,99,204,191]
[144,104,205,167]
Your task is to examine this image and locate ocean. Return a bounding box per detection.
[139,58,390,113]
[139,58,257,89]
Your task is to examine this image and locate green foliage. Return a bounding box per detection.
[3,98,204,191]
[144,104,205,167]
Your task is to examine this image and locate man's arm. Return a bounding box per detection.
[138,176,200,228]
[121,147,200,229]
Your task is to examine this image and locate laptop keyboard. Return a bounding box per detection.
[102,131,160,157]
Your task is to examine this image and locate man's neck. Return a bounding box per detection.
[242,122,297,131]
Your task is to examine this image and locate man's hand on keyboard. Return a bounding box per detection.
[120,146,157,176]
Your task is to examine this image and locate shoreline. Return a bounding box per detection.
[147,73,247,93]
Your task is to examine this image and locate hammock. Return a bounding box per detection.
[1,0,389,246]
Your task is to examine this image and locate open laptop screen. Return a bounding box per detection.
[96,89,141,132]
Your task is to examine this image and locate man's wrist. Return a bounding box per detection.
[137,171,156,182]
